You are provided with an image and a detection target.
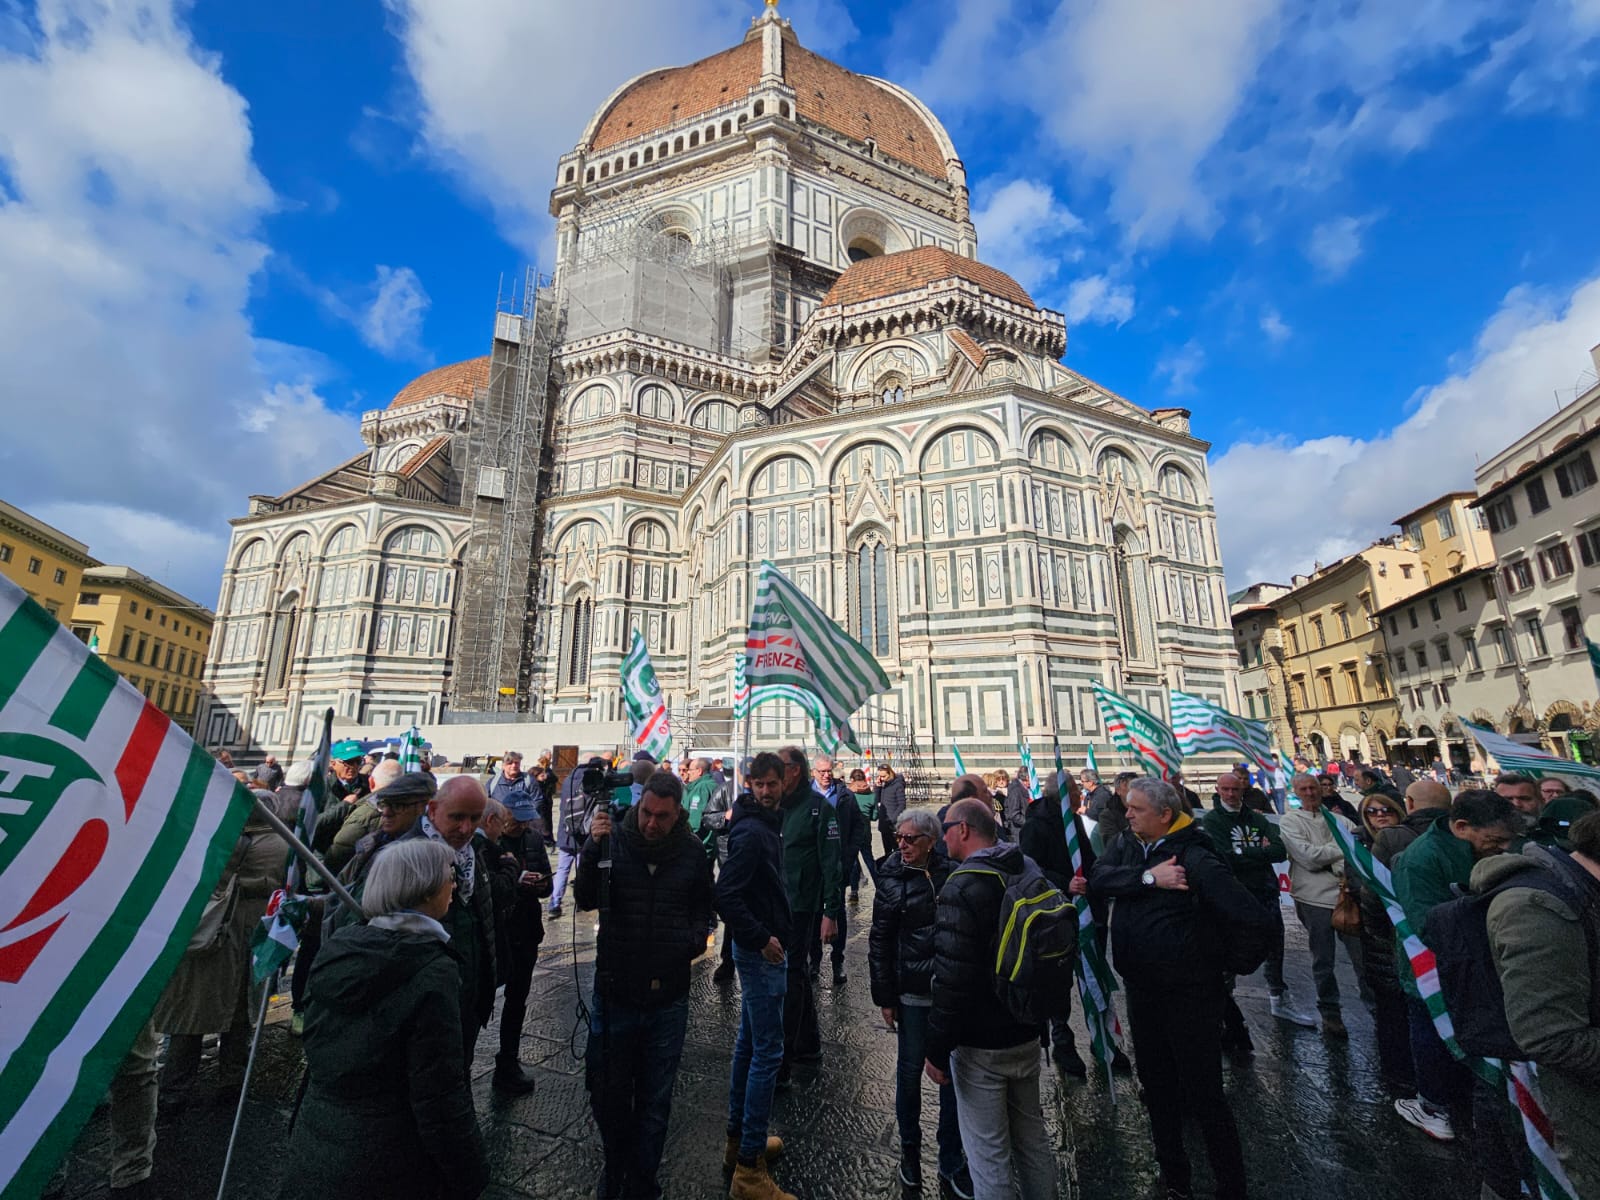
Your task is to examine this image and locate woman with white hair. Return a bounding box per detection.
[281,838,489,1200]
[273,758,318,824]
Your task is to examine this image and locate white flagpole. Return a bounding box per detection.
[214,968,276,1200]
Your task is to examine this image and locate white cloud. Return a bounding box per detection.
[1212,272,1600,586]
[1156,340,1206,393]
[1260,306,1292,343]
[1306,214,1377,278]
[970,178,1084,296]
[1064,273,1135,326]
[0,0,360,602]
[359,265,430,356]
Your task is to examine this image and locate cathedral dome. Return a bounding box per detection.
[582,17,958,181]
[387,356,491,411]
[822,246,1035,308]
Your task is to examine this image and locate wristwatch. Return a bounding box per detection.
[1141,870,1156,886]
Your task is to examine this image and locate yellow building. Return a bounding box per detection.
[1392,491,1496,583]
[0,498,97,621]
[1260,539,1428,764]
[71,566,215,733]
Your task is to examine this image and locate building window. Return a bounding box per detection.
[1246,693,1258,718]
[135,635,147,664]
[159,613,167,627]
[26,556,41,575]
[1372,658,1390,697]
[1462,634,1482,671]
[1579,528,1600,568]
[45,600,59,616]
[1438,681,1451,705]
[1338,610,1351,640]
[157,683,167,709]
[1555,450,1596,497]
[1436,506,1456,539]
[79,592,100,606]
[1408,607,1419,629]
[164,646,174,672]
[1538,541,1575,582]
[1493,624,1514,665]
[264,593,301,692]
[51,567,66,585]
[1415,644,1428,668]
[178,650,187,675]
[0,543,10,562]
[1285,624,1300,655]
[1388,614,1399,636]
[1341,665,1361,704]
[1453,587,1467,612]
[851,535,891,657]
[564,594,594,687]
[1504,559,1535,593]
[1400,564,1414,579]
[1525,615,1549,659]
[1437,639,1452,665]
[71,624,94,644]
[1405,520,1424,549]
[1394,650,1407,673]
[1429,598,1441,621]
[1311,616,1325,647]
[118,630,132,659]
[1485,496,1517,533]
[1317,673,1337,707]
[1562,605,1584,651]
[1527,477,1551,515]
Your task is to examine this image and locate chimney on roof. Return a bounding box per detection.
[1591,341,1600,374]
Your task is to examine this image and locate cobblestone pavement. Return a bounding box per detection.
[55,882,1478,1200]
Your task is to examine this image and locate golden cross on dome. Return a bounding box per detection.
[764,0,779,8]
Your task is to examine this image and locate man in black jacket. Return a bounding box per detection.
[576,770,715,1200]
[549,756,603,918]
[924,799,1055,1200]
[1089,777,1268,1200]
[1019,785,1090,1080]
[491,792,553,1095]
[718,752,795,1200]
[875,763,908,859]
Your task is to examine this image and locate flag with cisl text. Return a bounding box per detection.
[1092,683,1182,779]
[622,629,673,762]
[745,560,891,754]
[0,576,254,1200]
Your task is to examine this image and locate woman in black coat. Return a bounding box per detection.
[281,839,488,1200]
[868,809,971,1196]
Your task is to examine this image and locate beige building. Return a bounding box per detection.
[1393,491,1496,583]
[71,566,214,733]
[1231,582,1291,746]
[1470,342,1600,763]
[0,498,97,621]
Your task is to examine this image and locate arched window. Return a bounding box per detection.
[570,385,616,421]
[847,240,882,263]
[637,384,673,421]
[852,533,891,656]
[564,592,593,687]
[1112,528,1154,662]
[689,399,736,433]
[1158,464,1197,501]
[1099,449,1137,487]
[265,591,301,692]
[877,374,906,405]
[383,526,444,557]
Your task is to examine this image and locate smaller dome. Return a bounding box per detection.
[387,357,491,411]
[822,246,1035,308]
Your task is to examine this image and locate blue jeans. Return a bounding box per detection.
[727,945,788,1162]
[549,847,578,909]
[587,991,689,1200]
[895,1003,965,1178]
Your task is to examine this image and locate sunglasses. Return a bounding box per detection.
[894,832,930,844]
[941,819,967,833]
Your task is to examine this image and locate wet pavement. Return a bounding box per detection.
[54,879,1479,1200]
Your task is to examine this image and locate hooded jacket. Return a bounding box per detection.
[573,805,714,1007]
[1392,813,1477,940]
[925,842,1043,1070]
[1088,816,1270,992]
[282,922,487,1200]
[780,781,844,918]
[1473,845,1600,1196]
[716,795,792,952]
[868,842,953,1007]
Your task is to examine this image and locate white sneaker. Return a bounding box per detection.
[1394,1096,1456,1141]
[1269,993,1318,1028]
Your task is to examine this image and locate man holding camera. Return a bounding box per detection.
[549,755,605,918]
[575,769,715,1200]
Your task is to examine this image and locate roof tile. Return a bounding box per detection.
[387,357,491,411]
[822,246,1035,308]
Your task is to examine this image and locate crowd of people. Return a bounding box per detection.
[66,741,1600,1200]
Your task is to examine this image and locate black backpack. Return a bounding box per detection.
[955,857,1078,1025]
[1428,856,1594,1060]
[1176,844,1269,978]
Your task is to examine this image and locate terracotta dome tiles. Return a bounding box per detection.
[822,246,1035,309]
[387,356,492,411]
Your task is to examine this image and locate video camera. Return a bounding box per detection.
[571,759,633,843]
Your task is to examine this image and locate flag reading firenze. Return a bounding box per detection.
[0,577,253,1200]
[622,629,673,761]
[746,561,890,753]
[734,654,843,753]
[1092,684,1182,779]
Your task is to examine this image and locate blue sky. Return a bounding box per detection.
[3,0,1600,604]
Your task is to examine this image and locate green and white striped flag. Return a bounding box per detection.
[0,576,255,1200]
[397,725,426,774]
[1464,722,1600,784]
[287,711,331,894]
[951,743,968,777]
[1168,689,1274,771]
[250,888,309,984]
[1019,740,1042,800]
[1092,683,1182,779]
[621,629,673,761]
[1086,742,1099,775]
[734,651,842,751]
[745,561,890,754]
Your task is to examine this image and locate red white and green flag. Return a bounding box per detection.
[745,560,891,754]
[1092,684,1182,779]
[0,576,254,1200]
[1168,689,1274,772]
[622,629,672,762]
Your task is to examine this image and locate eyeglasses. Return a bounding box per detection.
[378,799,425,812]
[941,819,967,833]
[895,832,930,844]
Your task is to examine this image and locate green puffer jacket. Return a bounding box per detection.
[1474,846,1600,1200]
[780,784,844,919]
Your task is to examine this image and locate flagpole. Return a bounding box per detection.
[250,796,366,920]
[214,968,276,1200]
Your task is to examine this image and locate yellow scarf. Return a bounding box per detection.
[1139,810,1193,845]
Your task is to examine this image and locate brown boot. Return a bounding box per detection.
[729,1157,795,1200]
[724,1134,785,1173]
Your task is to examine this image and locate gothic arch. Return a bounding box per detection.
[914,418,1004,471]
[1024,423,1086,475]
[747,451,819,496]
[632,379,681,422]
[845,339,932,392]
[233,538,269,570]
[1155,461,1200,503]
[552,516,609,551]
[318,521,364,557]
[568,382,619,422]
[1091,440,1148,490]
[376,520,451,556]
[837,205,912,262]
[1545,699,1584,727]
[625,516,673,551]
[827,436,907,484]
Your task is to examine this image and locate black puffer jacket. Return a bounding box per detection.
[284,920,487,1200]
[573,806,714,1008]
[495,827,553,952]
[925,843,1043,1071]
[868,843,953,1007]
[1372,806,1445,868]
[875,775,908,826]
[716,796,792,952]
[1088,818,1269,992]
